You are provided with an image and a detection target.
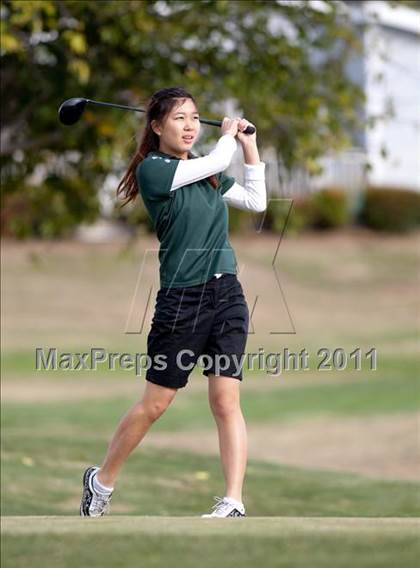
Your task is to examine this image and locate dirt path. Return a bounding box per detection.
[2,379,419,481]
[3,379,418,481]
[1,372,352,402]
[141,412,420,482]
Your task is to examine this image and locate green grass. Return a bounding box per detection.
[251,243,419,288]
[2,350,419,535]
[2,356,419,438]
[3,350,419,519]
[2,436,420,518]
[2,376,418,437]
[2,518,420,568]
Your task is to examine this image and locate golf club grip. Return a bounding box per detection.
[242,125,256,135]
[199,118,256,135]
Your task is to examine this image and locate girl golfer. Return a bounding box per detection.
[80,87,266,518]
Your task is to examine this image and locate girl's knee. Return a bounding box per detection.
[140,386,177,422]
[143,400,169,422]
[209,394,239,419]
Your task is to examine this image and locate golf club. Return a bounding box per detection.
[58,97,256,134]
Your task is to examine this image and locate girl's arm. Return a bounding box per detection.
[170,134,238,190]
[169,129,266,212]
[222,162,266,212]
[222,138,266,212]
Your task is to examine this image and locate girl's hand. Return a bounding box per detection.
[236,117,257,146]
[221,117,240,137]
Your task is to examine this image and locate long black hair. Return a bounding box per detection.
[116,87,219,207]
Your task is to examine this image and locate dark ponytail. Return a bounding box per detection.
[116,87,219,207]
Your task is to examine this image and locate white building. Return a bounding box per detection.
[227,1,420,196]
[351,0,420,191]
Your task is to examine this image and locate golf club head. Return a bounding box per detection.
[58,98,88,125]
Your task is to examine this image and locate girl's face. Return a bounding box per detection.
[152,98,200,160]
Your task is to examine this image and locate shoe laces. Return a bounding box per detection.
[90,491,113,516]
[210,495,235,515]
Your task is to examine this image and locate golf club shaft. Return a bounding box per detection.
[84,99,254,133]
[85,99,146,113]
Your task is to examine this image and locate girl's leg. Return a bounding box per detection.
[96,381,178,488]
[207,374,247,503]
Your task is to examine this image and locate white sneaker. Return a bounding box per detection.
[201,495,246,518]
[80,466,113,517]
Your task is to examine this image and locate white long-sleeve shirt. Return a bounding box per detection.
[170,134,266,211]
[170,134,266,278]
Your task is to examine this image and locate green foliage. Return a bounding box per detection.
[228,207,252,233]
[265,188,351,235]
[111,196,154,234]
[288,197,316,234]
[265,198,315,236]
[311,187,351,229]
[359,187,420,233]
[1,175,99,239]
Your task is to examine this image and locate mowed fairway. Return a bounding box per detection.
[2,229,420,567]
[2,517,420,568]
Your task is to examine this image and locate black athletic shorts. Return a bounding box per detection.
[146,273,249,389]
